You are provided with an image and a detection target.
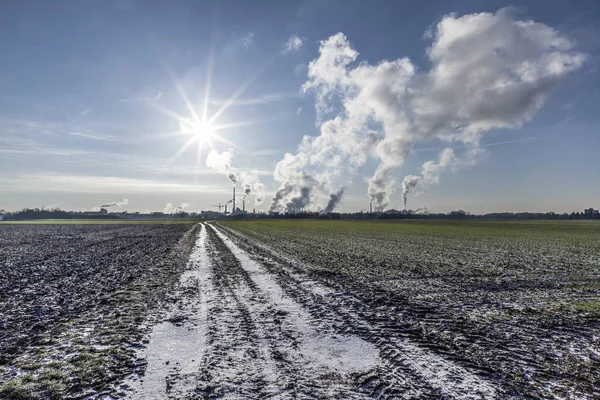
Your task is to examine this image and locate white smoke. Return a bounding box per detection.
[206,150,237,185]
[101,198,129,208]
[238,170,267,205]
[206,149,267,206]
[164,202,189,214]
[401,175,420,210]
[43,203,61,211]
[271,8,585,211]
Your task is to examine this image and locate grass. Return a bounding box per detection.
[222,218,600,398]
[224,219,600,245]
[0,378,35,400]
[222,219,600,312]
[0,219,203,225]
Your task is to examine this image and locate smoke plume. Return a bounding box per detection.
[271,8,585,211]
[239,170,267,205]
[401,176,420,210]
[164,202,189,214]
[322,187,346,214]
[206,150,237,185]
[206,150,267,205]
[101,198,129,208]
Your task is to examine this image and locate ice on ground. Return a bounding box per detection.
[210,224,380,379]
[128,223,212,399]
[217,224,501,399]
[300,333,380,374]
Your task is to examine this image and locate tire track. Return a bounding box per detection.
[207,223,381,399]
[194,224,281,398]
[215,223,507,399]
[128,223,212,399]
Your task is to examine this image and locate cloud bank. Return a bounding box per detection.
[270,8,586,213]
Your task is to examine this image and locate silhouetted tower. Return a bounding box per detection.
[232,187,236,214]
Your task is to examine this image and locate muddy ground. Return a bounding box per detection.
[1,221,598,399]
[123,222,524,399]
[0,223,199,399]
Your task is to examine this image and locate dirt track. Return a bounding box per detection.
[128,222,507,399]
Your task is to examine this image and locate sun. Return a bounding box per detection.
[179,118,215,143]
[148,50,265,169]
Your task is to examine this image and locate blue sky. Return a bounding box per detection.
[1,0,599,214]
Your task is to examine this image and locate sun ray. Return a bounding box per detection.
[195,139,204,175]
[146,101,186,122]
[202,49,215,123]
[160,60,202,125]
[147,129,191,140]
[145,53,278,170]
[210,133,238,149]
[208,60,271,125]
[168,135,198,164]
[212,117,279,131]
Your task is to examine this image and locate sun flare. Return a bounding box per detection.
[179,118,215,143]
[150,51,263,169]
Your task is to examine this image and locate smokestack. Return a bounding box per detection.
[233,187,236,214]
[242,198,245,213]
[370,202,372,214]
[225,204,228,214]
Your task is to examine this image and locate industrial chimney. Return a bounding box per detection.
[242,198,245,213]
[232,187,236,214]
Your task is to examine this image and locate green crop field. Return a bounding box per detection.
[221,219,600,396]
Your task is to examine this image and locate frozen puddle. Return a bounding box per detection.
[301,334,381,374]
[209,224,380,380]
[127,224,212,399]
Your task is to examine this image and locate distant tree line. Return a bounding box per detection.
[1,208,599,221]
[1,208,119,221]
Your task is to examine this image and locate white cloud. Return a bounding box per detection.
[80,109,92,115]
[242,32,255,49]
[155,92,163,101]
[270,8,586,212]
[296,107,303,115]
[283,35,304,54]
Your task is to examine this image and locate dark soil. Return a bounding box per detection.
[0,223,199,399]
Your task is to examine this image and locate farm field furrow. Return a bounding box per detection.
[2,220,599,399]
[126,222,505,399]
[221,220,600,399]
[0,223,199,398]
